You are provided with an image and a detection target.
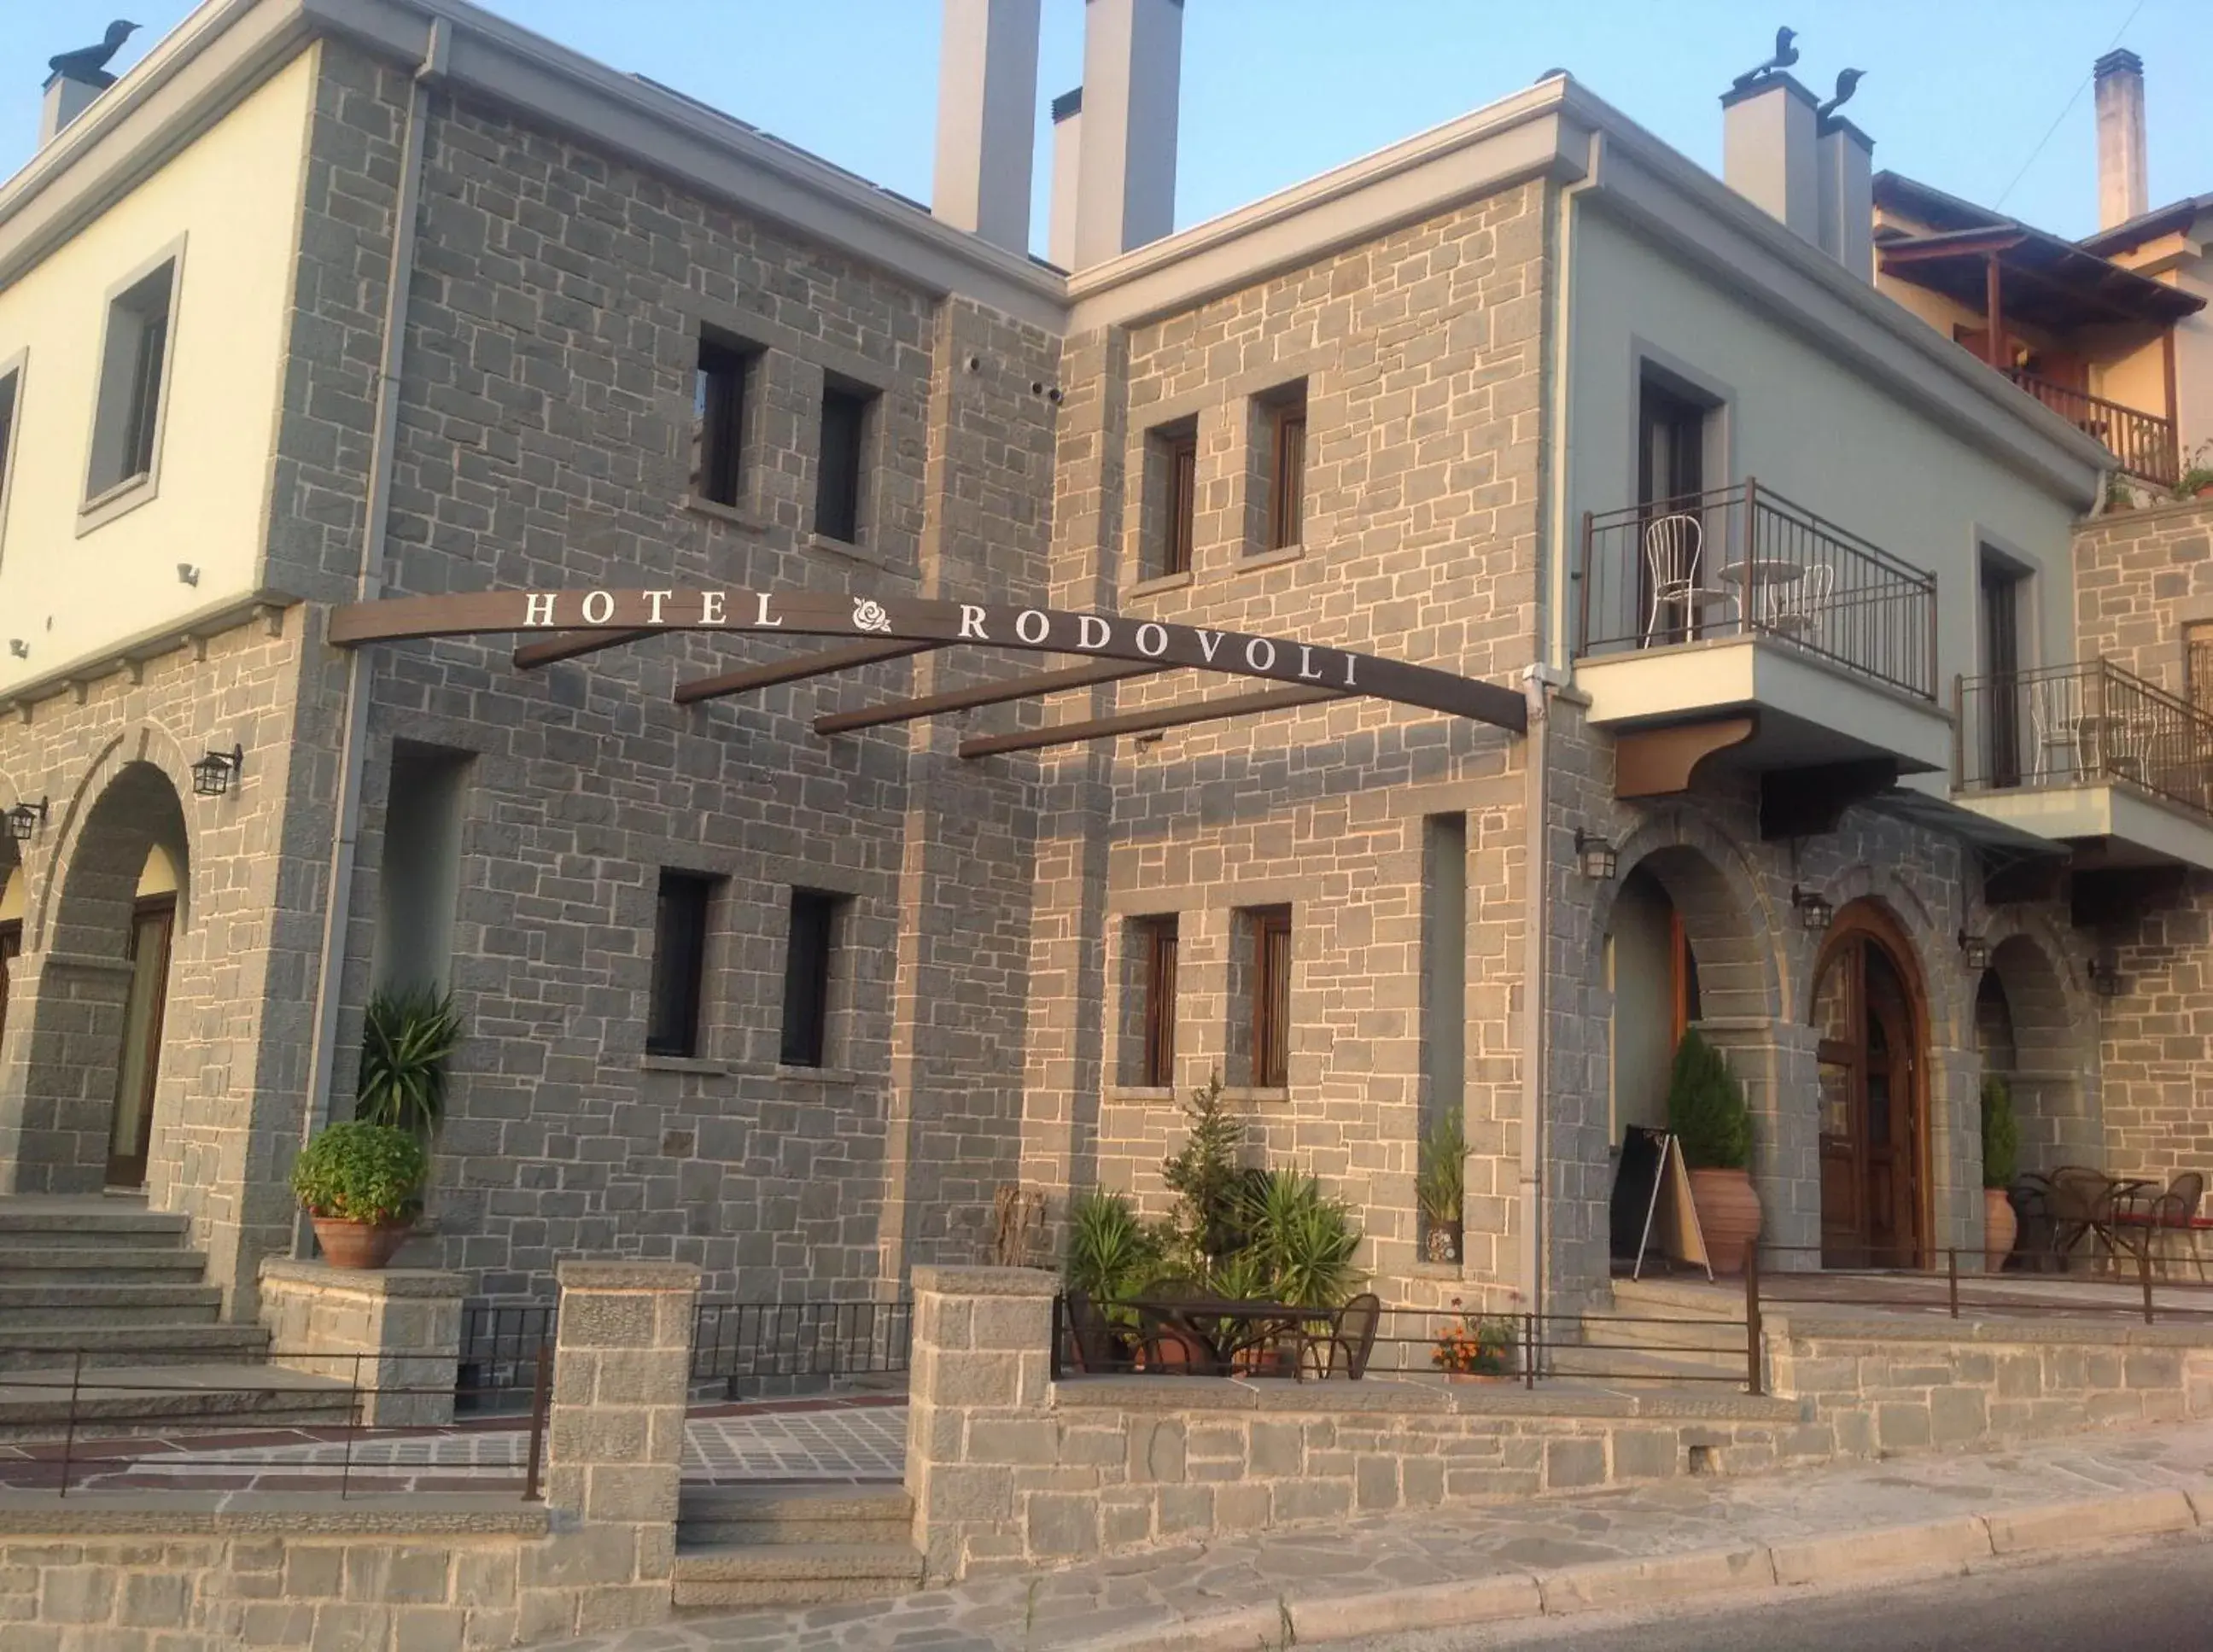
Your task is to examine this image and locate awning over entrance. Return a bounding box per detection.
[327,587,1530,745]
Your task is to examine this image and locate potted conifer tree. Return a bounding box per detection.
[1667,1029,1761,1275]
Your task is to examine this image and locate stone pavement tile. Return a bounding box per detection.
[544,1416,2213,1652]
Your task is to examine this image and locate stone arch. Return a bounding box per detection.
[1803,864,1957,1042]
[3,733,196,1194]
[1584,807,1784,1020]
[1977,921,2097,1174]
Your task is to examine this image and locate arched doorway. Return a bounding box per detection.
[1812,902,1930,1268]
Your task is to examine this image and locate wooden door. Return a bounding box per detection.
[1813,918,1929,1270]
[0,920,19,1053]
[104,896,174,1188]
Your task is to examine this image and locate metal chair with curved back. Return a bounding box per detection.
[1643,514,1728,645]
[1301,1293,1382,1381]
[2143,1171,2207,1281]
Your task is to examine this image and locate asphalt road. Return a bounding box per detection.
[1345,1538,2213,1651]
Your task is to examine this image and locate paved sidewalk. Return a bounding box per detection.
[534,1418,2213,1652]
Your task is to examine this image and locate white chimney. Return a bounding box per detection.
[931,0,1042,255]
[1071,0,1182,270]
[1815,115,1874,281]
[1721,73,1820,245]
[1048,88,1083,272]
[2094,48,2148,231]
[39,72,103,145]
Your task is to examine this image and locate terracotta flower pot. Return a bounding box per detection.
[1688,1167,1763,1276]
[1983,1187,2018,1274]
[310,1216,412,1270]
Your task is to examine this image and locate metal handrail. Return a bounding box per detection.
[1955,657,2213,818]
[1575,478,1939,701]
[2003,368,2180,489]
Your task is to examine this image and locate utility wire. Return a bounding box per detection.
[1993,0,2145,213]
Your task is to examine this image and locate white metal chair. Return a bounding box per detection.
[1642,514,1728,644]
[1761,562,1833,639]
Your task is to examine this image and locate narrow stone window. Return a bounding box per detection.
[780,887,843,1068]
[372,741,473,996]
[647,871,717,1058]
[692,330,755,507]
[1238,904,1293,1089]
[1258,381,1308,552]
[1129,914,1179,1087]
[815,382,874,544]
[0,362,20,570]
[87,259,177,502]
[1143,417,1198,579]
[2186,620,2213,714]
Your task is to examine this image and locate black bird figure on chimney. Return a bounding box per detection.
[1730,26,1799,90]
[1817,67,1866,127]
[48,20,140,89]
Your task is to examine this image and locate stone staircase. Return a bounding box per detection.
[671,1484,922,1610]
[0,1196,353,1438]
[1548,1277,1755,1388]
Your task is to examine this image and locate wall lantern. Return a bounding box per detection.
[2087,957,2123,998]
[1574,830,1618,879]
[191,744,245,798]
[1959,930,1991,972]
[1791,884,1833,931]
[4,797,46,842]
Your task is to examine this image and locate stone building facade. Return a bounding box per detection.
[0,0,2205,1335]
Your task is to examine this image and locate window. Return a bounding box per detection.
[780,888,841,1068]
[815,383,873,543]
[2187,622,2213,714]
[1133,916,1178,1087]
[1247,906,1293,1089]
[1636,375,1707,510]
[692,333,754,507]
[646,872,715,1058]
[1146,420,1198,579]
[1260,383,1308,552]
[0,918,19,1054]
[87,259,177,502]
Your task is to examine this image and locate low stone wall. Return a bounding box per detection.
[257,1258,466,1427]
[0,1259,699,1650]
[903,1267,2213,1584]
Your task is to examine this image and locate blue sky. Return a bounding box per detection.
[3,2,2205,248]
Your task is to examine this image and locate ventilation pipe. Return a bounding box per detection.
[931,0,1042,254]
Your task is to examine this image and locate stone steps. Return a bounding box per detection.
[0,1205,190,1247]
[0,1322,269,1375]
[671,1541,924,1610]
[1580,1281,1755,1383]
[0,1246,210,1285]
[672,1485,920,1608]
[1549,1343,1749,1386]
[0,1283,225,1328]
[0,1361,354,1440]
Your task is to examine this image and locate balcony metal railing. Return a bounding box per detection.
[1575,480,1939,702]
[1955,658,2213,818]
[2003,369,2180,491]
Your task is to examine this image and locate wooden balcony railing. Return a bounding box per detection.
[2003,369,2180,490]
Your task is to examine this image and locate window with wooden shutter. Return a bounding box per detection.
[1262,384,1308,552]
[1250,906,1293,1089]
[1138,916,1178,1087]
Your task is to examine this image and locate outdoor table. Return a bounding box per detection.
[1123,1295,1341,1380]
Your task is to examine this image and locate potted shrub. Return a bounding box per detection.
[1981,1075,2021,1271]
[1416,1112,1466,1265]
[1432,1298,1517,1383]
[292,1121,429,1270]
[1667,1029,1761,1275]
[2176,443,2213,502]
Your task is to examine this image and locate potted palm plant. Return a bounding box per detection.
[1416,1113,1466,1265]
[355,985,461,1137]
[1981,1074,2020,1271]
[1667,1029,1760,1275]
[291,1121,428,1269]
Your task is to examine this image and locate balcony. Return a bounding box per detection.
[1573,482,1950,825]
[1954,660,2213,874]
[2003,370,2179,492]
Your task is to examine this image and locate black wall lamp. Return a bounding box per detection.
[1959,930,1991,972]
[191,744,245,797]
[1574,830,1618,879]
[1791,884,1833,931]
[2087,957,2123,998]
[4,797,45,842]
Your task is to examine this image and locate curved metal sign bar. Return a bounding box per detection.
[327,589,1528,732]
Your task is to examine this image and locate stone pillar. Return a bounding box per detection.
[256,1258,465,1426]
[1701,1017,1821,1270]
[906,1264,1056,1585]
[517,1261,698,1643]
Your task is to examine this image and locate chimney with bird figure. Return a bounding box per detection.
[41,18,138,144]
[1720,24,1819,246]
[1814,67,1873,280]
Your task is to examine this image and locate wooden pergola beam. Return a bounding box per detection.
[815,659,1170,736]
[512,628,658,669]
[959,685,1346,759]
[673,640,942,706]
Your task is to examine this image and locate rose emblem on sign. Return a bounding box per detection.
[852,598,892,634]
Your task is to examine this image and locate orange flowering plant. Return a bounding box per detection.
[1432,1298,1518,1376]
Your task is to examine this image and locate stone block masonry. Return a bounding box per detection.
[257,1257,466,1426]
